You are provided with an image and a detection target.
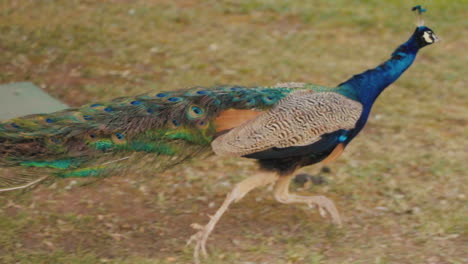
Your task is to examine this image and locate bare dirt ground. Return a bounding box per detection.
[0,1,466,263]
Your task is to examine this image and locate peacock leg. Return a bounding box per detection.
[273,174,342,227]
[187,171,278,263]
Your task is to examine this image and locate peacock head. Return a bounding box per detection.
[413,26,439,48]
[411,5,439,48]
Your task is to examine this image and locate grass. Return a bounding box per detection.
[0,0,467,263]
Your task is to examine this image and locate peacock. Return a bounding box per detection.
[0,6,438,263]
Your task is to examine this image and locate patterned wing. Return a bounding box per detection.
[211,90,363,157]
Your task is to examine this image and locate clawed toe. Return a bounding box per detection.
[186,223,200,245]
[313,196,342,227]
[274,174,343,227]
[186,223,211,264]
[318,205,327,218]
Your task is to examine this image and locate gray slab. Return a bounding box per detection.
[0,82,69,121]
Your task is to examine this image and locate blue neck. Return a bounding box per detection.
[338,33,421,109]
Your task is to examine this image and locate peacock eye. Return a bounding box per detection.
[197,119,209,128]
[191,106,203,115]
[10,122,20,128]
[172,119,181,126]
[168,97,182,102]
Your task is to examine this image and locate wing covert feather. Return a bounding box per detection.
[211,90,362,157]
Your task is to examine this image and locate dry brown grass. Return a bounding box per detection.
[0,0,466,263]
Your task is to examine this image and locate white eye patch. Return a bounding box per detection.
[423,31,434,43]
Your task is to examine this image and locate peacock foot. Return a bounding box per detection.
[276,193,342,227]
[186,221,213,264]
[186,172,279,263]
[306,195,342,227]
[274,175,343,227]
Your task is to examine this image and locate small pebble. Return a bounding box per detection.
[293,173,327,186]
[294,173,310,186]
[310,175,327,185]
